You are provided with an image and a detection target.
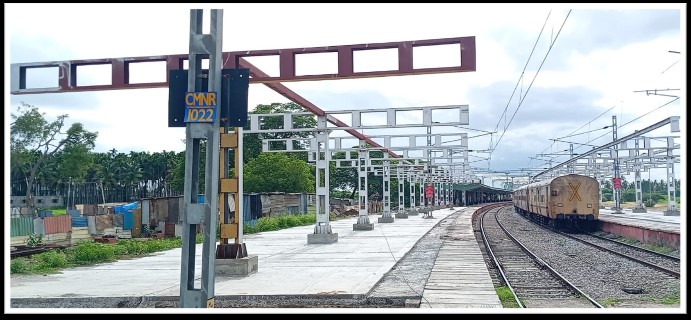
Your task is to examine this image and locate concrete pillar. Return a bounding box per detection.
[396,168,408,219]
[308,121,338,244]
[599,175,606,209]
[664,137,679,216]
[632,137,646,213]
[354,140,374,230]
[378,159,394,223]
[408,172,418,215]
[419,176,425,209]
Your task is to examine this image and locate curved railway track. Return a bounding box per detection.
[479,205,602,308]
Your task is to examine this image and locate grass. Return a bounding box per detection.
[599,298,620,307]
[11,210,334,275]
[657,287,680,305]
[244,213,326,235]
[45,206,67,216]
[11,236,192,275]
[609,235,677,255]
[639,243,677,255]
[495,285,521,308]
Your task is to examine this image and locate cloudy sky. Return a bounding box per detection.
[5,3,685,186]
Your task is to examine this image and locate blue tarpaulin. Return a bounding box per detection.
[114,202,138,214]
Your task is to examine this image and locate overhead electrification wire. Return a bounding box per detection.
[570,97,680,154]
[492,9,572,156]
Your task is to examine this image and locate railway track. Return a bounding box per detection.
[555,229,681,278]
[10,244,67,259]
[479,205,602,308]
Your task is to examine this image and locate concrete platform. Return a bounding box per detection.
[599,208,681,234]
[11,209,461,305]
[598,208,681,250]
[420,208,502,308]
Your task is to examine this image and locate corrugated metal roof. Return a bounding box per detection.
[452,183,512,194]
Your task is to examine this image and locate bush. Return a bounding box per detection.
[71,242,116,264]
[243,213,317,235]
[37,250,68,269]
[120,240,147,255]
[11,258,31,274]
[27,234,43,247]
[255,217,279,232]
[644,199,656,207]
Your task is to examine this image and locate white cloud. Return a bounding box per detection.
[5,3,686,185]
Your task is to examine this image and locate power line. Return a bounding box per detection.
[661,60,680,74]
[571,97,679,154]
[492,9,572,154]
[535,105,616,160]
[493,10,552,136]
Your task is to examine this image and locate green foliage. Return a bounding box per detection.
[495,286,520,308]
[10,237,186,275]
[330,189,353,199]
[244,213,317,235]
[244,153,314,193]
[11,211,345,275]
[71,242,117,264]
[640,243,677,256]
[658,288,680,305]
[58,144,94,182]
[599,298,620,307]
[10,102,98,211]
[37,250,68,270]
[11,258,31,274]
[243,102,317,164]
[26,234,43,247]
[50,208,67,216]
[644,199,656,207]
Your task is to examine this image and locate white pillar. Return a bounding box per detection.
[354,140,373,230]
[632,137,646,213]
[664,137,679,216]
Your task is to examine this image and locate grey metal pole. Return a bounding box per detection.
[632,137,646,213]
[663,137,679,216]
[612,116,623,214]
[180,8,222,308]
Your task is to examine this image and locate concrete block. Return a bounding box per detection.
[215,255,258,277]
[407,210,419,216]
[307,233,338,244]
[663,210,680,216]
[353,223,374,231]
[395,213,408,219]
[378,217,394,223]
[632,208,647,213]
[405,298,421,308]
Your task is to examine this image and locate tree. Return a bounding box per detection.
[170,102,318,193]
[329,151,359,198]
[244,153,314,193]
[243,102,317,164]
[10,103,97,214]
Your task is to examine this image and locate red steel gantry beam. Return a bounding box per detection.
[10,36,476,157]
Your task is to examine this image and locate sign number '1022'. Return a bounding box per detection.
[186,108,215,122]
[184,91,217,123]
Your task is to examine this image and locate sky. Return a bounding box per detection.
[5,3,685,188]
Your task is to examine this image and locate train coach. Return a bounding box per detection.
[513,174,600,231]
